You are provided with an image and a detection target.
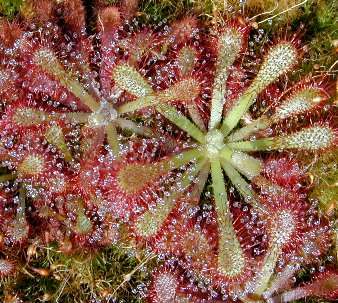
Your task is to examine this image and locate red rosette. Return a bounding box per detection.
[0,20,23,49]
[261,157,303,189]
[18,34,94,112]
[165,16,199,46]
[209,227,264,296]
[147,265,216,303]
[20,0,56,25]
[170,211,218,275]
[303,268,338,300]
[56,0,86,34]
[75,138,169,220]
[0,98,72,139]
[0,67,22,104]
[130,194,198,254]
[0,191,30,246]
[0,258,16,279]
[259,191,309,267]
[295,218,331,265]
[275,268,338,302]
[3,133,68,190]
[208,17,250,59]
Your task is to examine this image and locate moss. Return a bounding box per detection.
[309,150,338,214]
[1,242,155,302]
[291,0,338,74]
[138,0,194,23]
[0,0,23,19]
[192,0,315,25]
[105,0,120,5]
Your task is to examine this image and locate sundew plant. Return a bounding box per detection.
[0,0,337,302]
